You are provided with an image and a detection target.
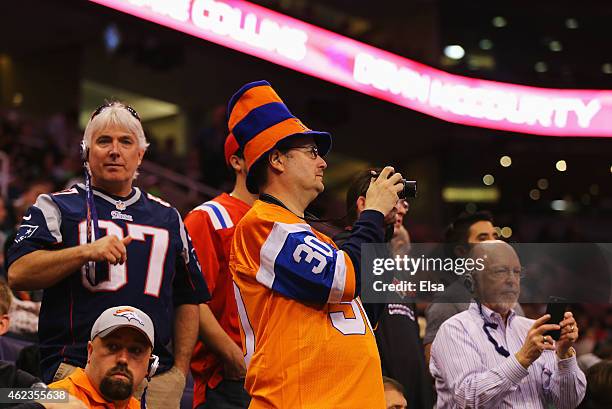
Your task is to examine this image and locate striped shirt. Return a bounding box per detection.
[430,302,586,408]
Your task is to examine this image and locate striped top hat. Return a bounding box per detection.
[227,80,331,193]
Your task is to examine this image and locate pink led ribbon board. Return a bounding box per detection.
[90,0,612,137]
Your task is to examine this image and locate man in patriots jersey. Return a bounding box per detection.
[227,80,404,408]
[185,133,256,409]
[7,101,210,409]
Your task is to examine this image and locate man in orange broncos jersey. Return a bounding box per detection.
[227,80,404,408]
[185,133,257,409]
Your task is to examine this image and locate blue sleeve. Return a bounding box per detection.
[7,195,62,268]
[266,228,349,303]
[337,210,385,295]
[171,209,211,306]
[256,212,383,304]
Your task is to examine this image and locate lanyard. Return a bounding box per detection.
[259,193,315,221]
[476,301,511,358]
[84,168,101,286]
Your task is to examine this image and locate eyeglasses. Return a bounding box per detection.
[285,145,320,159]
[91,102,141,122]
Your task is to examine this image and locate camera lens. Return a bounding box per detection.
[371,170,417,199]
[399,179,417,199]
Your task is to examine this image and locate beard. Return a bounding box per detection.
[99,365,134,401]
[483,292,519,315]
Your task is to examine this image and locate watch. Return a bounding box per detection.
[557,346,576,360]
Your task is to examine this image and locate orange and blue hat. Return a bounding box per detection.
[227,80,331,193]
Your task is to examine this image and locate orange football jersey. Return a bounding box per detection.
[186,193,251,407]
[230,200,385,409]
[49,367,141,409]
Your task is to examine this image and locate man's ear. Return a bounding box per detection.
[268,150,285,172]
[137,149,145,166]
[87,341,93,364]
[356,196,367,215]
[229,155,244,174]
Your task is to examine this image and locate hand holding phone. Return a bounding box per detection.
[545,296,568,341]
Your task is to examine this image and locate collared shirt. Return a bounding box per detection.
[430,302,586,409]
[49,367,141,409]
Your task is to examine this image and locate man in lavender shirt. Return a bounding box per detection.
[430,241,586,408]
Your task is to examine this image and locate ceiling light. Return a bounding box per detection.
[555,160,567,172]
[443,187,500,202]
[444,45,465,60]
[479,39,493,50]
[537,178,549,190]
[103,24,121,53]
[499,155,512,167]
[549,40,562,52]
[551,200,568,211]
[501,227,512,238]
[603,63,612,74]
[565,18,579,29]
[492,16,507,28]
[482,174,495,186]
[534,62,548,73]
[529,189,541,200]
[12,92,23,106]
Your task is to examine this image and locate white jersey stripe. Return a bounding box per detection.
[233,282,255,367]
[173,208,191,263]
[194,200,234,230]
[195,205,223,230]
[206,201,234,229]
[327,250,347,303]
[33,194,62,242]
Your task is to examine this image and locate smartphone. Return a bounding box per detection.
[545,296,568,341]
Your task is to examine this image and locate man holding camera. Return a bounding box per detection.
[429,241,586,408]
[227,80,403,408]
[336,168,433,409]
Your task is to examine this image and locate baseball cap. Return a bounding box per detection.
[224,133,240,165]
[91,306,154,348]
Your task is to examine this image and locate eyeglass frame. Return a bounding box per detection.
[281,144,321,160]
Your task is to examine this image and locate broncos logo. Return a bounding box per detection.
[113,308,145,327]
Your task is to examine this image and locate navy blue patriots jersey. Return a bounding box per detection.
[7,184,210,382]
